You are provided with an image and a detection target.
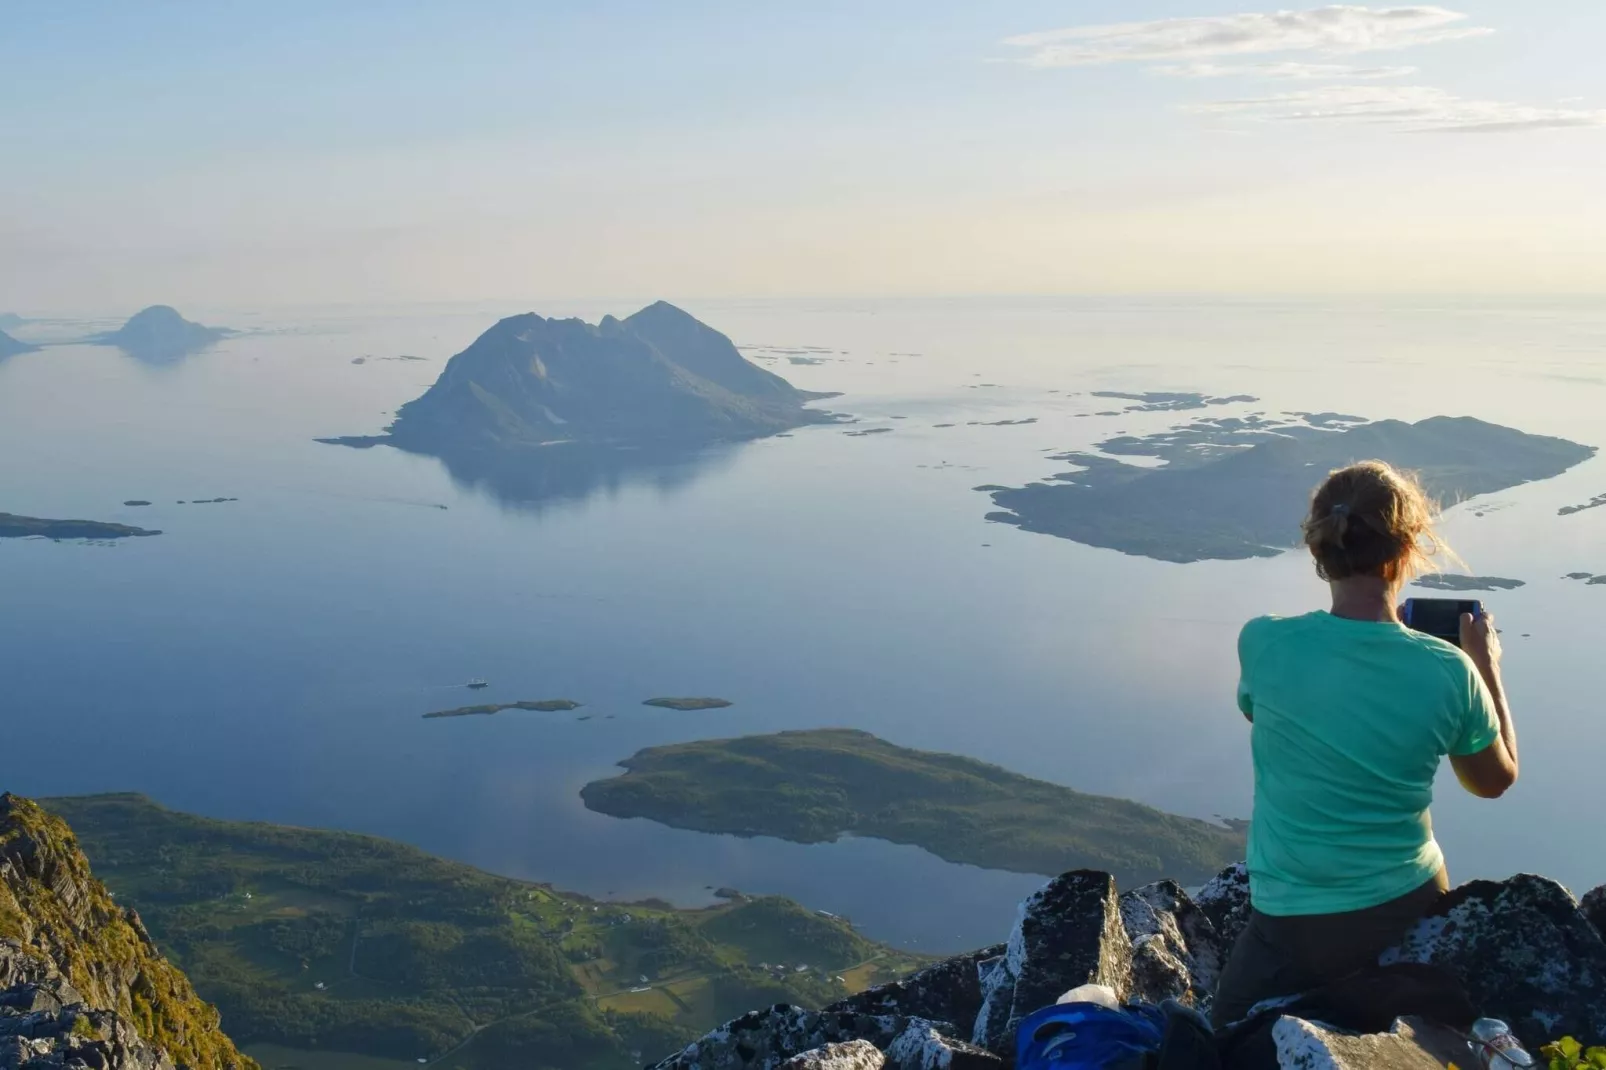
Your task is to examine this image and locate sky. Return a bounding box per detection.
[4,1,1606,310]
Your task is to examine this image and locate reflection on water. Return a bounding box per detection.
[380,440,738,514]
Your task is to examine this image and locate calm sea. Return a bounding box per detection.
[2,296,1603,952]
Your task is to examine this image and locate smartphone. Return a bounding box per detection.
[1401,598,1483,647]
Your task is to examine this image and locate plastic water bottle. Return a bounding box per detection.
[1469,1019,1535,1069]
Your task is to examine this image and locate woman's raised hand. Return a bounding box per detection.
[1460,611,1502,672]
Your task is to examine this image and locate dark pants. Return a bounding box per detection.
[1209,868,1449,1029]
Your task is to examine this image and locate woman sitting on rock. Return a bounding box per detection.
[1210,460,1520,1028]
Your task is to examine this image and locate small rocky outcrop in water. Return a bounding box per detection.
[0,794,254,1070]
[652,863,1606,1070]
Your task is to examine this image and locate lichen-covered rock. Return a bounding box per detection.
[825,946,1004,1030]
[649,1005,947,1070]
[883,1021,1001,1070]
[1119,879,1227,1007]
[0,976,174,1070]
[779,1039,886,1070]
[970,871,1131,1054]
[1581,885,1606,940]
[1382,874,1606,1049]
[0,794,254,1070]
[1270,1016,1449,1069]
[1194,862,1251,954]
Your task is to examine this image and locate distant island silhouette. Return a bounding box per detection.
[1412,575,1526,592]
[0,513,161,540]
[0,329,39,358]
[0,313,25,329]
[92,306,233,364]
[986,414,1595,563]
[320,302,840,507]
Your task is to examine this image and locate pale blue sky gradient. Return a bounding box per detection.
[5,2,1605,309]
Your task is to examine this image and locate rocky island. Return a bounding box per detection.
[1412,575,1526,592]
[91,305,234,363]
[580,728,1245,887]
[644,697,733,710]
[1560,491,1606,516]
[0,512,162,540]
[422,698,582,718]
[986,414,1595,563]
[323,301,836,456]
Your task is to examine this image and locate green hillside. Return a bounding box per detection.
[45,794,923,1070]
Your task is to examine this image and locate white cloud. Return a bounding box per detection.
[1003,6,1492,68]
[1187,84,1606,132]
[1154,61,1417,79]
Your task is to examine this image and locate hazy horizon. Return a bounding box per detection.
[7,2,1606,311]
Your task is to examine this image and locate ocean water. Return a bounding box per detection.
[2,296,1603,952]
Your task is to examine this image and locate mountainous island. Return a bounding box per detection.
[327,302,834,452]
[92,305,234,363]
[580,729,1245,887]
[31,792,923,1070]
[320,303,837,503]
[0,327,39,357]
[0,511,162,539]
[986,414,1595,563]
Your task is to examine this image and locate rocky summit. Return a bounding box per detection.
[0,794,253,1070]
[654,864,1606,1070]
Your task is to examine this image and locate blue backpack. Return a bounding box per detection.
[1016,1001,1168,1070]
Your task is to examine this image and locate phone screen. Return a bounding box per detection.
[1403,598,1480,644]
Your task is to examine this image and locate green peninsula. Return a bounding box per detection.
[0,512,162,539]
[44,794,923,1070]
[580,729,1245,887]
[423,699,582,718]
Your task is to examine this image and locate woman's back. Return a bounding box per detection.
[1238,610,1499,917]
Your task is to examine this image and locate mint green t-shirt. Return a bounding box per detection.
[1236,611,1501,917]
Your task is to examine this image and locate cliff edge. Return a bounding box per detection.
[0,793,253,1070]
[653,865,1606,1069]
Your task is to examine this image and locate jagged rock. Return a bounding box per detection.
[649,1005,949,1070]
[1120,879,1227,1007]
[0,977,174,1070]
[779,1040,885,1070]
[1582,885,1606,940]
[825,946,1004,1029]
[1382,874,1606,1049]
[970,871,1131,1054]
[1269,1016,1455,1069]
[0,795,252,1070]
[883,1021,1002,1070]
[1194,862,1252,953]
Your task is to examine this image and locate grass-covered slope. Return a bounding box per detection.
[0,793,255,1070]
[581,729,1245,886]
[43,793,923,1070]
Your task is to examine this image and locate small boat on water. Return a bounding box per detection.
[466,678,488,690]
